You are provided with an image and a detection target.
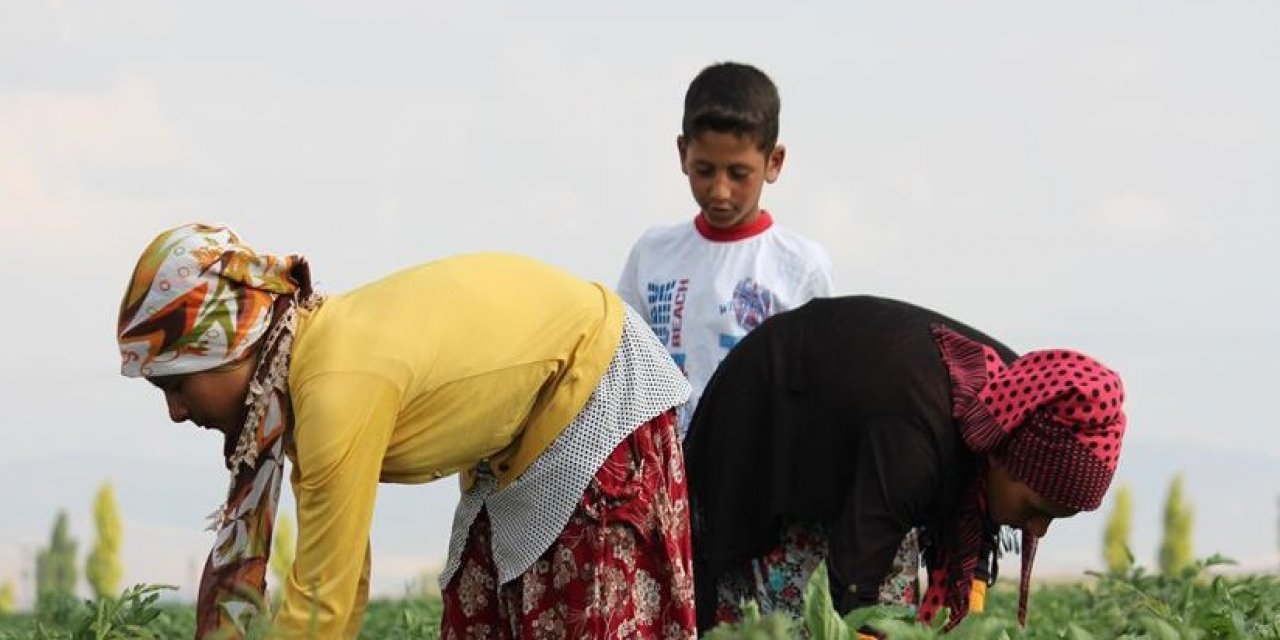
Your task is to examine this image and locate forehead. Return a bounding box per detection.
[684,131,768,164]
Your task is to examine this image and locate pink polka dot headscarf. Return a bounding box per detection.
[922,325,1127,630]
[937,326,1127,511]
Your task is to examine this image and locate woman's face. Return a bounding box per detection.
[147,356,255,458]
[986,458,1079,539]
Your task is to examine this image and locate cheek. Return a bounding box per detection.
[219,391,244,417]
[219,382,251,418]
[183,378,241,420]
[986,485,1022,525]
[987,495,1013,524]
[737,177,765,199]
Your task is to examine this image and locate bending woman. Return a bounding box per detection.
[116,224,696,638]
[685,296,1127,632]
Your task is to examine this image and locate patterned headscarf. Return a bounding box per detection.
[920,325,1127,630]
[118,223,320,638]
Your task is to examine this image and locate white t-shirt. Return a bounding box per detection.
[617,211,835,436]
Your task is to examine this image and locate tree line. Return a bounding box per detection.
[1101,473,1197,576]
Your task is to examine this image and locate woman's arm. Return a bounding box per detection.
[274,374,398,637]
[826,414,940,614]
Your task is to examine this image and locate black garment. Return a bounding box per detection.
[684,296,1017,632]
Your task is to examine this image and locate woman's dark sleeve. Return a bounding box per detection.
[826,414,941,614]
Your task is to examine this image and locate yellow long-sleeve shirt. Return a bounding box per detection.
[271,253,623,637]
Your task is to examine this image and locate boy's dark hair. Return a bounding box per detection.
[682,62,781,152]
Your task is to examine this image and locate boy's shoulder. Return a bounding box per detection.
[628,218,700,250]
[764,220,829,252]
[755,219,834,270]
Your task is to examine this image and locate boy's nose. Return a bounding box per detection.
[708,175,732,199]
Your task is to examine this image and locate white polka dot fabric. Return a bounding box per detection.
[440,305,691,587]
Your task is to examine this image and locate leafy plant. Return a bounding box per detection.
[703,554,1280,640]
[701,600,796,640]
[0,584,178,640]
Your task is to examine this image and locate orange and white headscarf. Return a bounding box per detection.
[118,223,320,638]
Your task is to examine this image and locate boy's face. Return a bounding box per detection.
[678,131,785,230]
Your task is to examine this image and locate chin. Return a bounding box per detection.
[704,213,740,227]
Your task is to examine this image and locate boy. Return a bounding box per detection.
[618,61,834,437]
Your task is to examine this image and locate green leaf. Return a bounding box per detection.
[1065,622,1096,640]
[802,563,850,640]
[1136,615,1187,640]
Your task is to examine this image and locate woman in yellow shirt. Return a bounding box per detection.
[117,224,695,638]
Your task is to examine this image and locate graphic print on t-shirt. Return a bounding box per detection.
[717,277,778,351]
[646,278,689,372]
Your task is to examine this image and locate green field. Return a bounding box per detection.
[0,590,442,639]
[709,556,1280,639]
[1,557,1277,639]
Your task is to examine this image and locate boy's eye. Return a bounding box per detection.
[729,168,752,180]
[694,165,716,177]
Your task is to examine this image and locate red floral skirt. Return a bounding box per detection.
[441,411,696,639]
[713,525,920,632]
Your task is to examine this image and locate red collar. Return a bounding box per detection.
[693,210,774,242]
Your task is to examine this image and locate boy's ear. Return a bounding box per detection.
[765,144,786,183]
[676,134,689,175]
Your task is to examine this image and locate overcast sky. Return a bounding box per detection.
[2,1,1277,607]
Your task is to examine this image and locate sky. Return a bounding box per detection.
[2,0,1278,609]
